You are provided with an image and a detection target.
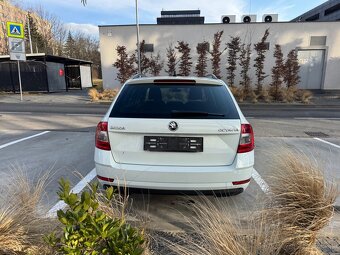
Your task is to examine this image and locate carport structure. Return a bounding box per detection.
[0,53,93,92]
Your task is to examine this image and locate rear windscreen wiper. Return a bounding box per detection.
[171,111,225,117]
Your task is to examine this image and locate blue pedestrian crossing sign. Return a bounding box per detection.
[7,22,24,39]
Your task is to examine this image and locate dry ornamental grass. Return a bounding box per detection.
[88,88,100,101]
[0,170,56,255]
[154,150,337,255]
[88,88,119,102]
[0,150,337,255]
[262,151,337,255]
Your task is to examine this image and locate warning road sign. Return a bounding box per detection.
[7,22,24,39]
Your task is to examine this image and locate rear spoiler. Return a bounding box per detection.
[153,79,196,84]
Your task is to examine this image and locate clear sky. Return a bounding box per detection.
[19,0,327,36]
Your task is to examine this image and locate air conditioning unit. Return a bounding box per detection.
[242,15,257,23]
[221,15,236,24]
[263,14,279,23]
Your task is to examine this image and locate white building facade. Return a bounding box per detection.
[99,22,340,90]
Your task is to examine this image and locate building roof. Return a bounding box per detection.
[160,10,201,16]
[0,53,92,65]
[291,0,340,21]
[98,20,340,28]
[157,9,204,25]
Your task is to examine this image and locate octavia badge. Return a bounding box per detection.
[168,121,178,131]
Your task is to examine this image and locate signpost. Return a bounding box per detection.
[7,22,25,101]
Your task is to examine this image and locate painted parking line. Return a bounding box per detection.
[0,131,50,150]
[47,168,96,217]
[294,117,340,120]
[252,168,269,193]
[314,137,340,149]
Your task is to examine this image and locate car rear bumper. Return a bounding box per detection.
[95,149,254,191]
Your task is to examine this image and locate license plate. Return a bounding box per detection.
[144,136,203,152]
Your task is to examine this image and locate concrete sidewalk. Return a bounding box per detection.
[0,90,91,104]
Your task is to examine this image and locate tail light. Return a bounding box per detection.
[95,121,111,150]
[232,178,251,185]
[237,124,254,153]
[97,175,114,182]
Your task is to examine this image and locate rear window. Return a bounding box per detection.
[110,83,239,119]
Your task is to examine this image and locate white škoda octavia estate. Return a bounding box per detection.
[95,76,254,195]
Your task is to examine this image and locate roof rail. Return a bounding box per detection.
[131,73,147,79]
[205,74,218,79]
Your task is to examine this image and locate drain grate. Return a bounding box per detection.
[305,131,329,138]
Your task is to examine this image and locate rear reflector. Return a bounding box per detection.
[232,178,251,185]
[95,121,111,151]
[153,79,196,84]
[237,124,255,153]
[97,175,114,182]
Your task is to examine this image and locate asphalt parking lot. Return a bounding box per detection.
[0,108,339,235]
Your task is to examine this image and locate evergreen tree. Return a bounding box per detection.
[210,31,224,79]
[25,13,47,53]
[149,52,164,76]
[64,31,75,57]
[195,42,209,77]
[226,36,241,87]
[270,44,285,101]
[176,41,192,76]
[284,50,300,88]
[113,46,136,84]
[239,43,252,96]
[254,29,270,94]
[165,44,177,76]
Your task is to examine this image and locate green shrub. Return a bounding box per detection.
[46,179,145,255]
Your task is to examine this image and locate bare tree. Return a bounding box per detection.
[226,36,241,87]
[149,52,164,76]
[70,32,101,77]
[176,41,192,76]
[165,44,177,76]
[270,44,285,101]
[195,42,209,77]
[210,31,224,79]
[29,5,67,55]
[239,43,252,95]
[113,45,136,84]
[284,50,300,88]
[254,29,270,94]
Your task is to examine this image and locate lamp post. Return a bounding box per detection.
[135,0,141,75]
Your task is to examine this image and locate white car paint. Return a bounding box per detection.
[94,76,254,194]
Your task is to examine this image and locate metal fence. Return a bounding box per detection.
[0,61,48,92]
